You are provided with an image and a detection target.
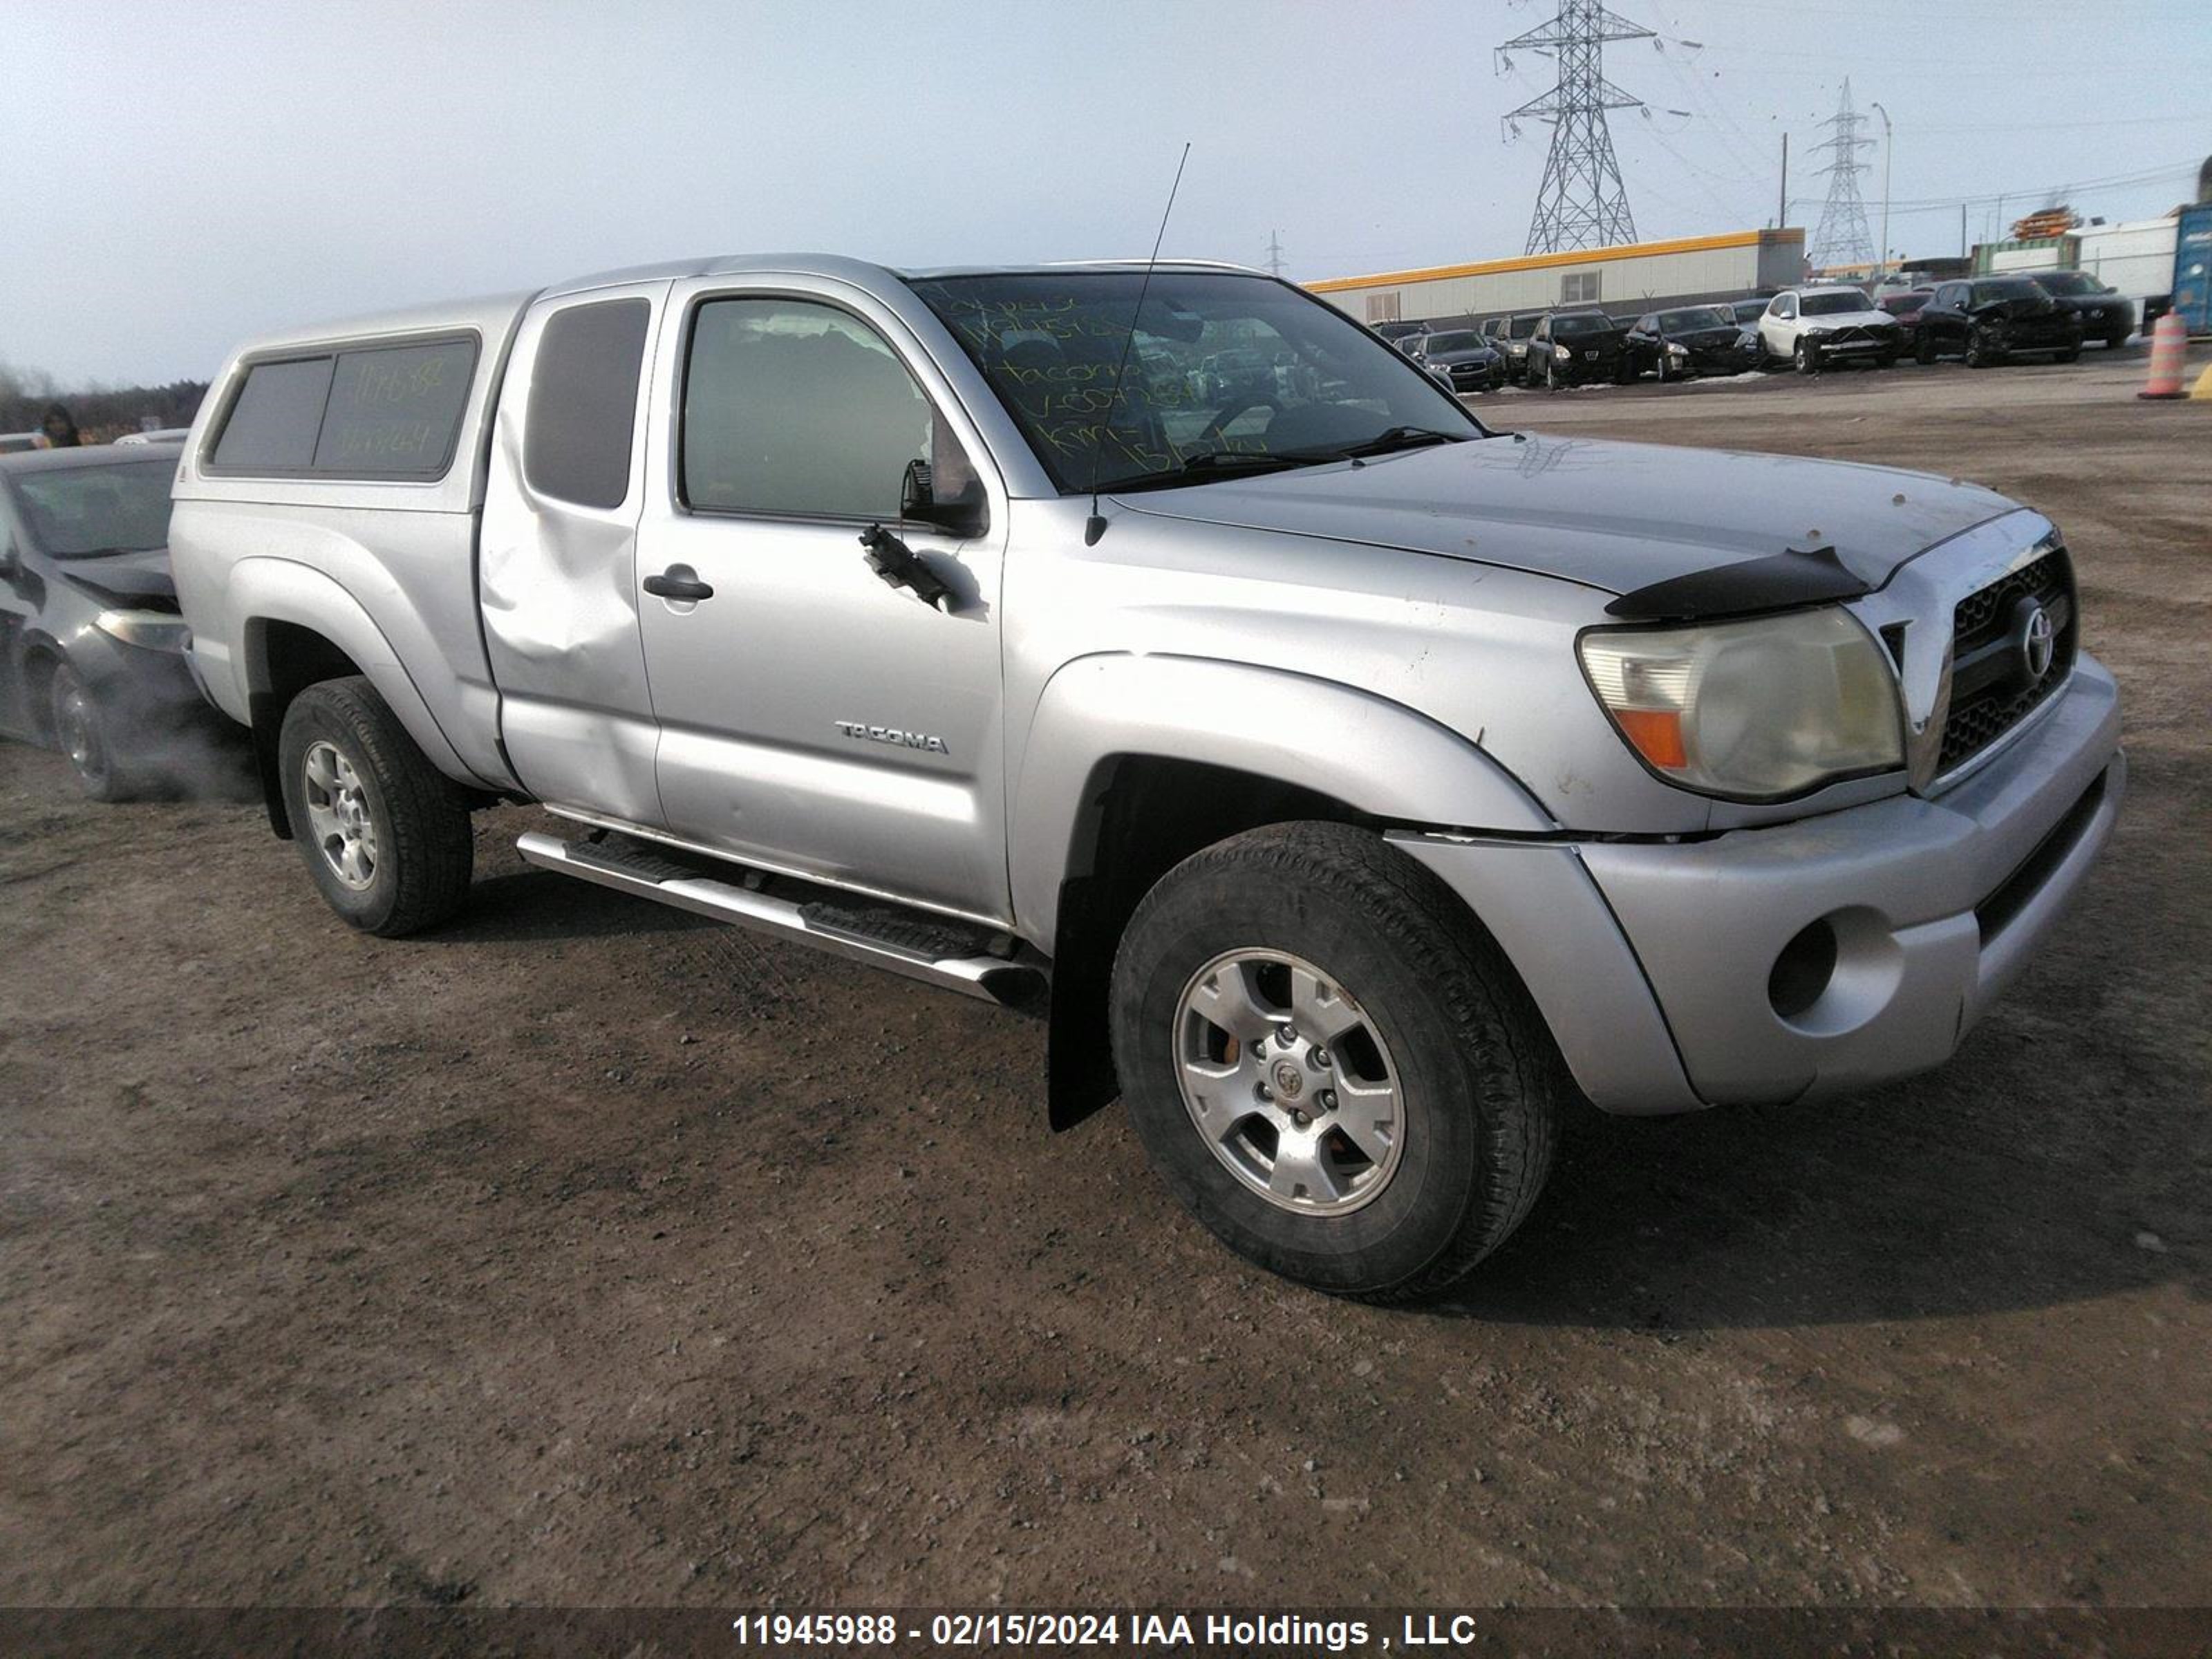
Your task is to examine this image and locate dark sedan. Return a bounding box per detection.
[1878,289,1934,353]
[1622,304,1762,380]
[0,445,243,798]
[1412,328,1508,393]
[2027,270,2136,348]
[1914,276,2084,367]
[1527,310,1631,387]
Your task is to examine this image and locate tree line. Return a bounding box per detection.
[2,362,208,444]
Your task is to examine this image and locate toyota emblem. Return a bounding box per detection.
[2010,597,2056,688]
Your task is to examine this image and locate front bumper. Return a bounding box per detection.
[1391,655,2123,1114]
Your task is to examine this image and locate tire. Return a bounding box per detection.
[2105,332,2128,351]
[1915,332,1936,366]
[1109,822,1562,1302]
[49,662,132,801]
[276,676,474,937]
[1543,355,1558,390]
[1965,326,1996,368]
[2056,345,2081,364]
[1794,338,1819,375]
[1874,353,1897,370]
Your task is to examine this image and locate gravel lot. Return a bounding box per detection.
[3,350,2207,1615]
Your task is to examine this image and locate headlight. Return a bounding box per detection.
[94,609,191,653]
[1553,344,1572,359]
[1577,607,1903,800]
[1665,342,1689,359]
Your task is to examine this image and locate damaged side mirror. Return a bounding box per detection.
[899,456,986,541]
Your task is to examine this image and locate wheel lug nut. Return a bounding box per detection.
[1320,1091,1338,1112]
[1255,1082,1272,1102]
[1313,1047,1331,1068]
[1277,1024,1296,1045]
[1293,1110,1310,1127]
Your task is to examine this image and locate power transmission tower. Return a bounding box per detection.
[1265,229,1285,279]
[1808,79,1877,270]
[1497,0,1654,254]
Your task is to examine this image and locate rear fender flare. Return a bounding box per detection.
[231,557,485,787]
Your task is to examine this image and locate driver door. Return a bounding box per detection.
[633,281,1011,923]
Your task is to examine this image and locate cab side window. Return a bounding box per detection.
[682,297,941,521]
[525,299,652,510]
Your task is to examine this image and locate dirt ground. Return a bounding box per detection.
[3,350,2208,1618]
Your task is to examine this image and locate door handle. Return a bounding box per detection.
[643,570,714,601]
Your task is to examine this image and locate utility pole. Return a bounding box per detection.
[1808,78,1877,272]
[1960,203,1967,258]
[1778,132,1788,230]
[1497,0,1654,254]
[1869,100,1893,281]
[1265,230,1285,279]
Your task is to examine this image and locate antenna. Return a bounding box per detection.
[1085,141,1191,548]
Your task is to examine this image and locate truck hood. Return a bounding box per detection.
[1115,433,2025,595]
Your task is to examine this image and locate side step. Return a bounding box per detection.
[515,830,1047,1010]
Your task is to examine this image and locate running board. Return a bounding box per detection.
[514,830,1047,1010]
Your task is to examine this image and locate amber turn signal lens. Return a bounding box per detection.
[1613,707,1687,769]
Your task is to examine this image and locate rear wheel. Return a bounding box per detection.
[1109,823,1562,1302]
[50,662,131,801]
[277,676,474,937]
[1915,332,1936,366]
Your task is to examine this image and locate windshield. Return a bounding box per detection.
[1732,301,1768,322]
[1880,292,1929,314]
[1424,331,1479,353]
[1552,314,1613,336]
[8,459,175,557]
[2032,272,2103,296]
[909,270,1482,492]
[1972,280,2043,306]
[1656,307,1732,332]
[1799,290,1873,317]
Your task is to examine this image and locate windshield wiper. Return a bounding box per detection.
[1108,450,1334,491]
[1306,425,1476,460]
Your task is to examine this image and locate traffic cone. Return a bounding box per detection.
[2191,362,2212,401]
[2137,312,2188,400]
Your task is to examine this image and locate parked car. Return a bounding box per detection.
[1727,297,1772,330]
[0,444,229,798]
[1412,328,1508,393]
[1757,286,1902,373]
[1481,312,1544,383]
[1528,309,1631,387]
[1877,290,1934,355]
[1622,304,1762,381]
[1914,276,2083,367]
[169,254,2123,1300]
[115,428,194,447]
[2025,270,2136,349]
[1371,320,1424,350]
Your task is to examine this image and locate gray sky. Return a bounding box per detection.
[6,0,2206,385]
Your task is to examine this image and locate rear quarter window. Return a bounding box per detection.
[523,299,651,510]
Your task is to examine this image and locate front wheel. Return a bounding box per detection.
[2056,345,2081,364]
[50,662,132,800]
[1109,823,1562,1302]
[277,676,474,937]
[1794,338,1819,375]
[1965,326,1998,368]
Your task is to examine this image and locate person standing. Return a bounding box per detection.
[38,404,81,448]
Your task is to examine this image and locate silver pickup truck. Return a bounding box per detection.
[169,255,2123,1300]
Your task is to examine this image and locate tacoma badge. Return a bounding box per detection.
[834,721,948,755]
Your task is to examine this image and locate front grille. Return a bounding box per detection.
[1936,547,2077,775]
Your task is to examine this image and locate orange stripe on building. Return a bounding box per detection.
[1305,229,1805,294]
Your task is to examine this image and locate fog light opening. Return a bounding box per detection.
[1769,919,1839,1020]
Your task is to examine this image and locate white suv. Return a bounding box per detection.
[1757,286,1902,373]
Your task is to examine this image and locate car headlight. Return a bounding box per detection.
[1577,607,1903,800]
[94,609,191,653]
[1665,341,1689,359]
[1553,344,1572,359]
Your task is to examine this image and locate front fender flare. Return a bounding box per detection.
[1008,653,1555,943]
